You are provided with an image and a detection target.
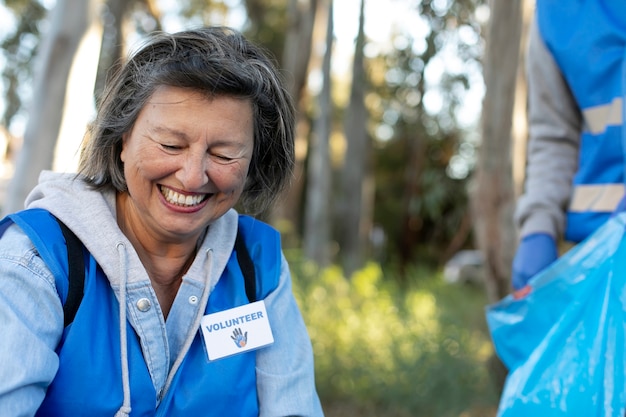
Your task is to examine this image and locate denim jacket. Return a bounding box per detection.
[0,171,323,416]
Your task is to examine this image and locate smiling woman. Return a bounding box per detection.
[0,26,323,417]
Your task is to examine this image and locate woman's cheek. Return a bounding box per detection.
[213,163,249,191]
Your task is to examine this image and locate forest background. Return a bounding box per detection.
[0,0,533,415]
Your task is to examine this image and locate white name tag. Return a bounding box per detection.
[200,300,274,361]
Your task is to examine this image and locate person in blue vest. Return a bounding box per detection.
[512,2,626,290]
[0,27,324,416]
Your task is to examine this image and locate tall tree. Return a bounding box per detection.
[303,0,333,265]
[282,0,317,104]
[512,0,534,198]
[471,0,524,302]
[93,0,131,102]
[337,0,369,276]
[3,0,103,215]
[271,0,317,241]
[94,0,162,102]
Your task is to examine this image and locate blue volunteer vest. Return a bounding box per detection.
[536,1,626,242]
[0,209,281,416]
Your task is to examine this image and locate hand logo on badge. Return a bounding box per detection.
[231,327,248,348]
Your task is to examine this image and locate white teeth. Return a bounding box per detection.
[161,187,205,207]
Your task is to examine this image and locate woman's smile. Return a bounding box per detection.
[159,185,210,208]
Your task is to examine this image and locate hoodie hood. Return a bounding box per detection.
[24,170,238,300]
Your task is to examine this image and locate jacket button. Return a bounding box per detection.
[188,295,198,305]
[136,298,151,312]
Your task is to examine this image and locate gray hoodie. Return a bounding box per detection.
[514,16,582,241]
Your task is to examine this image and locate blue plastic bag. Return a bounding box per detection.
[486,213,626,416]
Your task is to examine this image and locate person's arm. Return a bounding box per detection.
[514,15,582,240]
[0,224,63,416]
[511,16,582,288]
[255,254,324,417]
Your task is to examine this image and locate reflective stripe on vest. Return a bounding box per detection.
[569,183,624,212]
[583,97,622,135]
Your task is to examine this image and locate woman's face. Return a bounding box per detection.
[119,86,254,242]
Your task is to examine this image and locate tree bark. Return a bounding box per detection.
[270,0,317,241]
[338,0,369,277]
[94,0,162,102]
[282,0,317,104]
[303,0,333,266]
[512,0,534,199]
[93,0,131,102]
[471,0,524,303]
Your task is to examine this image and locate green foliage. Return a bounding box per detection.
[366,0,485,267]
[178,0,231,27]
[289,253,499,416]
[240,0,287,63]
[372,123,471,266]
[173,0,288,82]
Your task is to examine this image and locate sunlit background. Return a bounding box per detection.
[0,0,486,175]
[0,1,520,415]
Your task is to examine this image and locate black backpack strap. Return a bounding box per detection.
[54,217,85,327]
[234,228,256,303]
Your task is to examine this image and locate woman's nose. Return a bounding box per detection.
[177,153,209,189]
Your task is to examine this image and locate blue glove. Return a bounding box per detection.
[511,233,558,290]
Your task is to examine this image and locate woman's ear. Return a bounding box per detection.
[120,132,129,163]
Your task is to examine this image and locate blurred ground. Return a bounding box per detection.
[323,402,497,417]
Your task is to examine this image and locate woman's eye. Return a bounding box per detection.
[161,144,181,151]
[209,150,235,162]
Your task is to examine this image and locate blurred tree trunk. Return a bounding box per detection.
[512,0,535,199]
[337,0,369,277]
[93,0,132,102]
[471,0,523,303]
[94,0,162,102]
[270,0,317,241]
[2,0,102,216]
[473,0,528,395]
[282,0,317,104]
[303,0,332,266]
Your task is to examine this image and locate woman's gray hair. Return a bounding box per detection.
[79,26,295,214]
